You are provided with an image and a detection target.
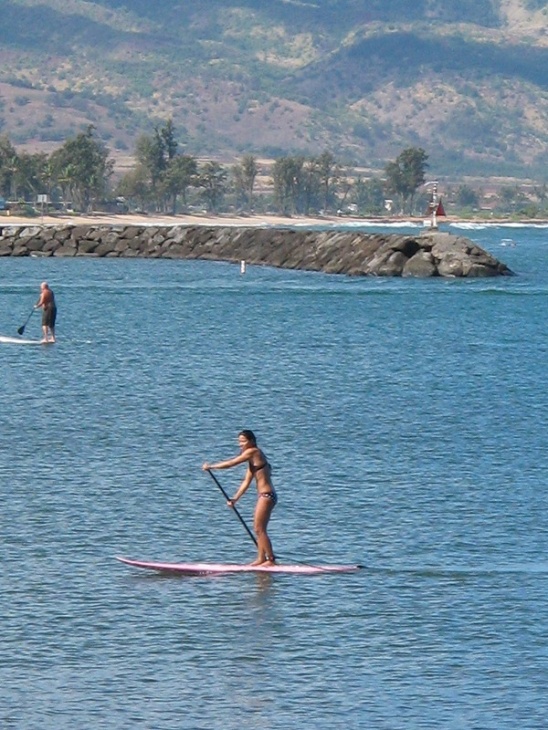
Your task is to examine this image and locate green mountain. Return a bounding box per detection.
[1,0,547,178]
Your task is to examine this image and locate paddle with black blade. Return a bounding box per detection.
[205,468,258,546]
[17,307,35,336]
[206,469,363,572]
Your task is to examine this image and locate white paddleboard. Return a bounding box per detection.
[0,335,45,345]
[116,556,362,576]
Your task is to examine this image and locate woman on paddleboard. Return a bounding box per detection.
[203,429,277,566]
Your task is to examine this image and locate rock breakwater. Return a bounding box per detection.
[0,224,512,277]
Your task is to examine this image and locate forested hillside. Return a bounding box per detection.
[0,0,547,178]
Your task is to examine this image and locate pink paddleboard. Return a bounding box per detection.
[116,556,361,575]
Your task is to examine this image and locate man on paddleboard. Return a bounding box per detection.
[203,429,277,566]
[34,281,57,343]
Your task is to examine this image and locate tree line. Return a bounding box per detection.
[0,120,434,217]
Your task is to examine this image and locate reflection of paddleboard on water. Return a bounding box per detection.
[116,556,362,576]
[0,335,53,345]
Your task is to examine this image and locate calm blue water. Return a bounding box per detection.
[1,224,547,730]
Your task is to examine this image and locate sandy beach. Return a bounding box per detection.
[1,212,546,228]
[0,212,358,228]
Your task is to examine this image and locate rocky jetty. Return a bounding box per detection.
[0,223,512,277]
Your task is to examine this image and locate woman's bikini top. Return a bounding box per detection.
[250,461,270,475]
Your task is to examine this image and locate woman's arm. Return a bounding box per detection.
[229,468,253,504]
[202,448,254,471]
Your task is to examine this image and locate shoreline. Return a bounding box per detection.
[1,212,547,228]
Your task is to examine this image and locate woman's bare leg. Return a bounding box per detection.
[253,497,275,565]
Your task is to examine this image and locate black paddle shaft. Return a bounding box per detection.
[206,469,361,571]
[206,469,258,546]
[17,307,35,335]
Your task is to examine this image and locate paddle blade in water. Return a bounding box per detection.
[17,307,35,336]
